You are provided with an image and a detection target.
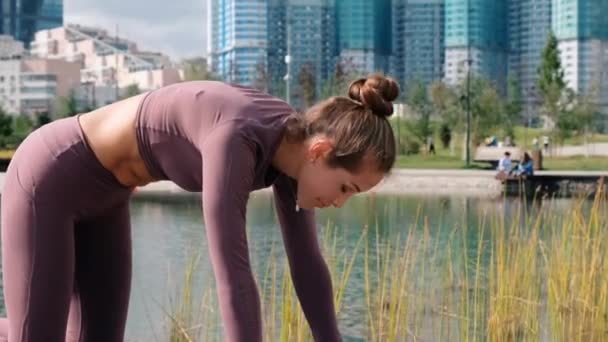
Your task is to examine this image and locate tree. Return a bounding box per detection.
[12,114,33,144]
[252,60,269,93]
[405,80,433,145]
[182,57,220,81]
[430,80,460,129]
[319,57,357,99]
[121,83,141,100]
[0,106,14,148]
[35,112,52,128]
[565,85,599,150]
[439,123,452,149]
[297,63,316,109]
[504,74,522,140]
[537,31,566,130]
[466,77,504,146]
[430,80,460,153]
[54,89,79,117]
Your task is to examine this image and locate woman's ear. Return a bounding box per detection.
[307,137,334,162]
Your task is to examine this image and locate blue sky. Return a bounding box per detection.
[64,0,208,60]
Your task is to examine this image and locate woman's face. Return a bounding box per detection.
[295,139,385,210]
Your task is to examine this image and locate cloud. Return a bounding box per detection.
[64,0,207,60]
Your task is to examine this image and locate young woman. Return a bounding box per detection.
[0,74,399,342]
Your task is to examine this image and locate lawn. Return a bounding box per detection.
[397,145,608,171]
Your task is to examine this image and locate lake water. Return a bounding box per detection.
[0,192,588,340]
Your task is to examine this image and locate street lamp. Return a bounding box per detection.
[464,0,472,167]
[458,56,472,167]
[284,15,292,105]
[284,54,291,104]
[465,57,471,167]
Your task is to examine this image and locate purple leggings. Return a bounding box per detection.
[0,116,133,341]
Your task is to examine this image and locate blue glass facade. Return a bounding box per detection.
[392,0,444,93]
[287,0,335,106]
[0,0,63,46]
[508,0,552,112]
[267,0,287,95]
[445,0,508,87]
[210,0,267,85]
[446,0,507,50]
[553,0,608,40]
[335,0,391,73]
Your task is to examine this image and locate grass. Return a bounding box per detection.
[397,148,608,171]
[542,156,608,171]
[512,126,608,149]
[396,153,487,169]
[165,191,608,341]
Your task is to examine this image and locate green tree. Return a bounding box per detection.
[430,80,460,130]
[35,112,52,128]
[467,77,504,146]
[182,57,220,81]
[430,80,460,153]
[297,63,316,109]
[319,57,357,99]
[538,31,566,130]
[0,106,14,148]
[252,60,269,93]
[439,123,452,149]
[121,83,141,100]
[405,80,433,145]
[54,89,79,117]
[566,85,599,149]
[11,114,33,144]
[504,74,522,140]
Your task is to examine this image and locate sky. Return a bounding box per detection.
[64,0,208,60]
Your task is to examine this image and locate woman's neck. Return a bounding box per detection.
[272,136,306,180]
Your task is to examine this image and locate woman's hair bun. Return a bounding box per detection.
[347,74,400,118]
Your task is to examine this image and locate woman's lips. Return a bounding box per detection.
[317,199,330,208]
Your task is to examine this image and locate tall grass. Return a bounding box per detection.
[165,193,608,341]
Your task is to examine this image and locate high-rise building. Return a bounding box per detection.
[392,0,444,94]
[283,0,336,108]
[508,0,552,121]
[444,0,508,90]
[0,0,63,46]
[267,0,287,96]
[208,0,268,86]
[335,0,392,74]
[553,0,608,111]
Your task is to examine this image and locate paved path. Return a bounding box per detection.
[2,169,605,198]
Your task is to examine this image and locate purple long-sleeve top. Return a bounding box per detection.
[134,81,341,341]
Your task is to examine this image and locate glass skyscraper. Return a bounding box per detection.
[267,0,287,95]
[392,0,444,94]
[552,0,608,111]
[208,0,268,85]
[444,0,508,89]
[335,0,391,74]
[289,0,335,106]
[0,0,63,46]
[508,0,552,118]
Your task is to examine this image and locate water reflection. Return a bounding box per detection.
[0,193,591,341]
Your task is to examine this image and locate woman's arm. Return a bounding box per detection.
[200,123,262,342]
[272,174,342,342]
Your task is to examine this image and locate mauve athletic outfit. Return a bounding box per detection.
[0,81,341,341]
